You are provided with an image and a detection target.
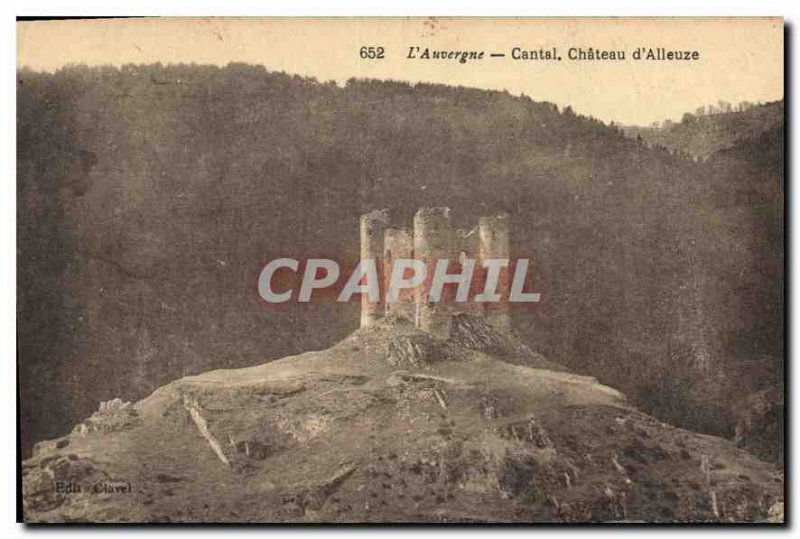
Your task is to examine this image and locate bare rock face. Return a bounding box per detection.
[448,314,564,370]
[22,319,784,523]
[386,333,444,368]
[71,398,141,436]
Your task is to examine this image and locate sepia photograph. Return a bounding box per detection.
[16,16,785,524]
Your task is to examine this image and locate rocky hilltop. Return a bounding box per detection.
[22,316,784,523]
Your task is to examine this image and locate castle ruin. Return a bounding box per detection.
[360,208,512,338]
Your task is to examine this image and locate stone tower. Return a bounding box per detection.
[413,207,453,339]
[358,208,513,337]
[478,213,511,334]
[359,209,390,328]
[383,226,414,321]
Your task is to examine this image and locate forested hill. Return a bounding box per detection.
[17,64,783,460]
[623,100,783,160]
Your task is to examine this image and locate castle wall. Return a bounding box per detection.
[452,227,483,317]
[383,226,414,321]
[413,207,453,339]
[478,214,512,333]
[359,209,390,327]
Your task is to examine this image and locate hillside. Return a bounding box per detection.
[623,101,783,160]
[22,317,784,523]
[18,64,784,464]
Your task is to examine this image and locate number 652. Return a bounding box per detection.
[359,46,385,59]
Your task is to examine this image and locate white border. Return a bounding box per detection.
[4,1,795,537]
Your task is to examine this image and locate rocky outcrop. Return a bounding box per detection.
[448,314,563,370]
[71,398,141,436]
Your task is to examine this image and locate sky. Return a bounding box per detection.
[17,17,784,126]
